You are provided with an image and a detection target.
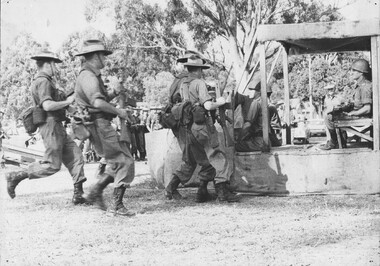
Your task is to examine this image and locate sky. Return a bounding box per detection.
[0,0,379,53]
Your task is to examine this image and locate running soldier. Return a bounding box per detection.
[74,39,135,216]
[6,50,87,204]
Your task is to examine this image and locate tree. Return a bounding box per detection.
[180,0,343,91]
[84,0,190,101]
[0,33,42,119]
[143,71,174,106]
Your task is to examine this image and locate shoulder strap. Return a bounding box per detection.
[180,77,197,101]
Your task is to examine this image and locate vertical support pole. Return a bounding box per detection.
[371,36,380,151]
[308,55,313,119]
[282,47,291,144]
[259,43,270,151]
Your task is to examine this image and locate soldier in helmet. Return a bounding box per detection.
[320,59,372,150]
[5,50,87,204]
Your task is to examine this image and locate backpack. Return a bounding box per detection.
[159,77,197,129]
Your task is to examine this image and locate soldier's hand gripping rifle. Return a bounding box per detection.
[216,66,234,147]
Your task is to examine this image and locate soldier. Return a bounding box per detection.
[74,39,135,216]
[235,80,281,151]
[165,56,239,203]
[5,50,87,204]
[320,59,372,150]
[136,107,148,161]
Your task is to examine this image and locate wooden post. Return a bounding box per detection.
[259,43,270,151]
[371,36,380,151]
[282,47,291,144]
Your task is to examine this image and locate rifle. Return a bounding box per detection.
[118,83,132,144]
[215,66,234,147]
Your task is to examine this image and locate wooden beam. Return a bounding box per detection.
[282,47,291,144]
[371,36,380,151]
[257,19,380,42]
[259,43,270,151]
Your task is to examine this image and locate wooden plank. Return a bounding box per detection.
[343,128,373,142]
[334,118,373,127]
[371,36,380,150]
[282,47,291,144]
[257,19,380,42]
[259,43,270,151]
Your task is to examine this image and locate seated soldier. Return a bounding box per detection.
[320,59,372,150]
[234,80,281,152]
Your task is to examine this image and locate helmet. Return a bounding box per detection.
[351,59,370,73]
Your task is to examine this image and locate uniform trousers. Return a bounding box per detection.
[174,117,230,184]
[87,118,135,187]
[28,117,86,185]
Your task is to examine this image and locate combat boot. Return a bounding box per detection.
[6,170,29,199]
[195,180,213,203]
[109,186,135,216]
[215,182,240,203]
[85,174,114,210]
[72,181,86,205]
[164,175,182,200]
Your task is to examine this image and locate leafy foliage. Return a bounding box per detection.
[0,33,42,119]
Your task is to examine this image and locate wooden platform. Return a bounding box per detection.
[146,129,380,195]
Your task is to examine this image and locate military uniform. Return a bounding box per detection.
[166,57,239,202]
[6,51,86,204]
[74,39,135,216]
[75,63,134,188]
[323,77,372,149]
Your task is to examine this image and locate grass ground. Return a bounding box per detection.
[1,161,379,266]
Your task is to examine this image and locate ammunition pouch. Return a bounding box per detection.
[192,105,207,125]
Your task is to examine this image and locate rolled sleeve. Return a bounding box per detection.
[36,79,53,107]
[191,79,212,105]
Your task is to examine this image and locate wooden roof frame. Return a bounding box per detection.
[257,19,380,151]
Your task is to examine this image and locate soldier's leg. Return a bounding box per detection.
[190,122,239,202]
[6,120,63,199]
[320,114,338,150]
[89,119,135,216]
[61,132,87,204]
[166,129,197,200]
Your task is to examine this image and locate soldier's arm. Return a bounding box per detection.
[93,98,129,120]
[347,104,371,116]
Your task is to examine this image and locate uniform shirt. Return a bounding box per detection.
[31,71,66,120]
[180,74,212,105]
[75,63,109,113]
[353,79,372,111]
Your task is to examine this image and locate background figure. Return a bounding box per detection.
[0,110,10,168]
[131,108,140,160]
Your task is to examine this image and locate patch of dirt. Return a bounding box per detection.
[1,162,379,265]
